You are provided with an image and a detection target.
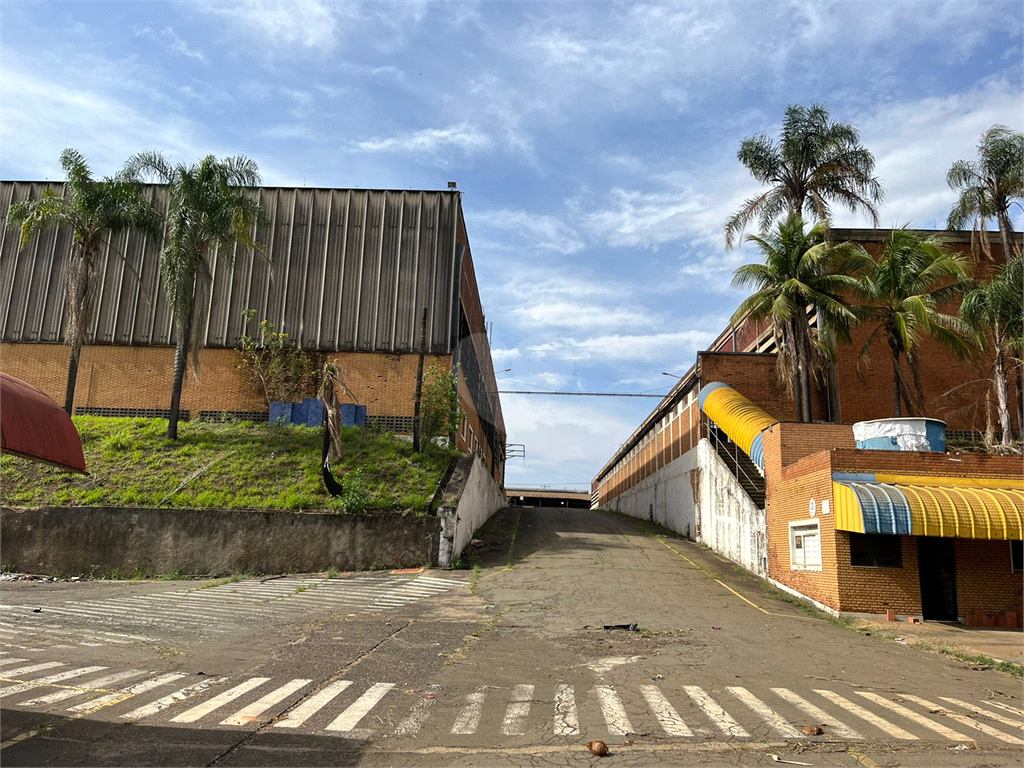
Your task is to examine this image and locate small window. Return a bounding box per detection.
[1012,541,1023,573]
[849,533,903,568]
[790,521,822,571]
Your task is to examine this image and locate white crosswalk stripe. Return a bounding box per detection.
[854,691,971,742]
[501,684,534,735]
[326,682,395,732]
[66,673,188,714]
[896,694,1022,745]
[684,686,749,738]
[816,689,918,740]
[19,670,149,707]
[595,686,633,736]
[2,666,108,698]
[1,662,65,678]
[939,697,1024,729]
[553,684,579,737]
[452,689,486,734]
[989,701,1024,716]
[171,678,270,723]
[221,679,312,725]
[121,677,229,720]
[727,686,802,738]
[275,680,353,729]
[641,685,692,737]
[394,685,439,736]
[0,658,29,667]
[770,687,862,739]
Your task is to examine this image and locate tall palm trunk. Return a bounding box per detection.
[890,344,902,418]
[63,346,81,416]
[168,318,191,440]
[1015,360,1024,440]
[992,323,1012,447]
[997,211,1019,258]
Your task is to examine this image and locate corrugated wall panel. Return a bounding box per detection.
[0,182,459,354]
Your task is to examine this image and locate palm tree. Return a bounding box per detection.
[853,229,972,418]
[731,216,870,422]
[959,256,1023,446]
[725,104,884,248]
[126,152,262,439]
[947,125,1023,259]
[8,149,162,415]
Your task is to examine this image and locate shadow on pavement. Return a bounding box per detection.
[0,708,367,767]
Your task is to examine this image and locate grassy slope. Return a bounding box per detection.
[0,416,458,514]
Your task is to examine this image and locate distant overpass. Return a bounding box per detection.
[505,488,592,508]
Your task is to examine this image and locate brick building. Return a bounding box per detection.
[0,183,505,484]
[593,230,1022,624]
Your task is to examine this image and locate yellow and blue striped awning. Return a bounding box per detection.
[698,382,779,470]
[833,472,1023,540]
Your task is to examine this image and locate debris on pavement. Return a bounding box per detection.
[894,637,907,644]
[651,674,664,681]
[587,739,609,756]
[712,626,722,630]
[603,623,638,631]
[769,755,812,765]
[800,725,823,735]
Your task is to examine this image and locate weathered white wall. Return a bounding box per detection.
[602,439,766,577]
[694,439,767,577]
[605,448,699,539]
[438,455,507,567]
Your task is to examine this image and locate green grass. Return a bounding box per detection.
[1,416,458,515]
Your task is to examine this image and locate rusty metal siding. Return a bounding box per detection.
[0,183,461,354]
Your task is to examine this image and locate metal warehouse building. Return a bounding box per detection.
[0,183,505,484]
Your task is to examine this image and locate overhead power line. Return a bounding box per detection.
[496,390,667,398]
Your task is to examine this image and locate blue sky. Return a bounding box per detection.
[2,1,1021,489]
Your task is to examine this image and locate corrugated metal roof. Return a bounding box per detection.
[0,183,462,353]
[698,381,778,470]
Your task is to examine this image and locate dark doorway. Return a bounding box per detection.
[918,537,958,621]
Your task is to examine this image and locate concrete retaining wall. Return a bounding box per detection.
[0,506,441,576]
[694,439,767,577]
[437,454,507,567]
[603,448,699,539]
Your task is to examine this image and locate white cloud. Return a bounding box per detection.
[510,303,657,333]
[528,330,716,364]
[352,124,492,155]
[474,209,583,254]
[490,347,522,365]
[196,0,342,51]
[135,26,206,62]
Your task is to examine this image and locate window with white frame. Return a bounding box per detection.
[790,521,822,571]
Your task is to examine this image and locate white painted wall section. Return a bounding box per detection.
[438,456,506,567]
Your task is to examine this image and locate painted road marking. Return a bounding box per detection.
[326,682,395,732]
[553,684,580,737]
[0,658,29,667]
[939,697,1024,729]
[19,670,149,707]
[771,687,862,739]
[595,686,633,736]
[501,684,535,736]
[121,677,229,720]
[727,686,801,738]
[896,694,1022,745]
[67,673,188,715]
[451,689,486,735]
[170,678,270,723]
[0,662,64,677]
[816,690,917,740]
[684,686,749,738]
[394,686,440,737]
[1,667,108,698]
[275,680,353,728]
[221,679,312,726]
[640,685,692,737]
[989,701,1024,716]
[855,691,971,742]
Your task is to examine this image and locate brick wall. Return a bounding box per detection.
[699,352,806,422]
[955,539,1023,626]
[1,342,450,420]
[831,448,1022,480]
[834,534,922,615]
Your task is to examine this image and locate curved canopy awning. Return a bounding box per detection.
[833,472,1023,540]
[698,382,778,470]
[0,373,88,474]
